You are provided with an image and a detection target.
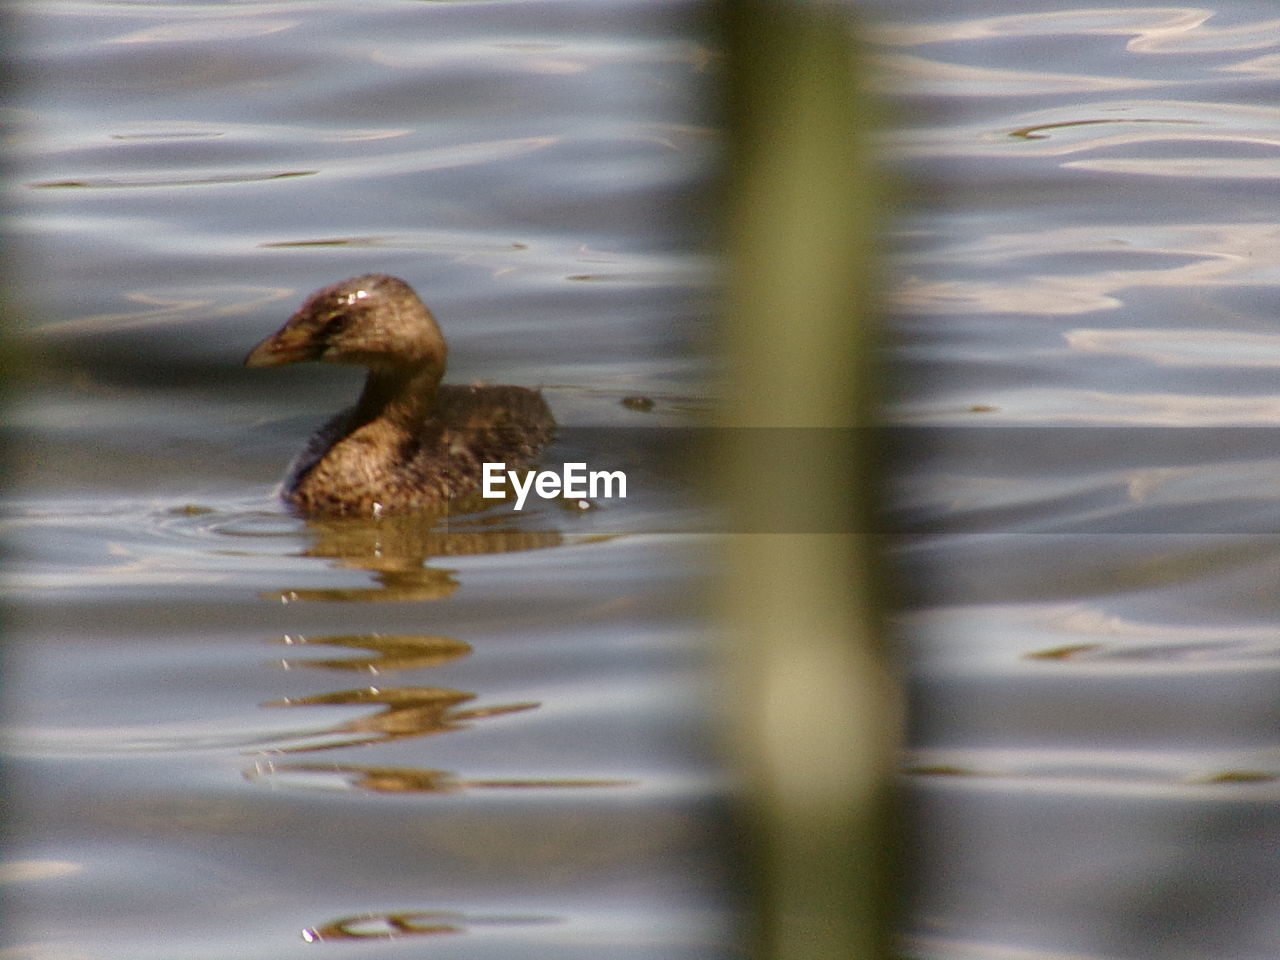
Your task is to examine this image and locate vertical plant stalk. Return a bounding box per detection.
[718,2,900,958]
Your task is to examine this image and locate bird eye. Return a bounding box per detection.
[323,312,349,337]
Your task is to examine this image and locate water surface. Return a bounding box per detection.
[4,2,726,958]
[868,4,1280,958]
[5,2,1280,960]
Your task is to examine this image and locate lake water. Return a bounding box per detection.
[871,4,1280,959]
[3,2,1280,960]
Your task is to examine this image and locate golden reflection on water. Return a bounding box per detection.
[262,686,539,753]
[266,514,562,603]
[301,910,559,943]
[277,632,472,673]
[246,761,634,794]
[303,911,466,941]
[252,518,615,796]
[244,514,658,944]
[233,510,653,960]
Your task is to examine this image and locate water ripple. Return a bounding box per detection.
[874,8,1280,56]
[893,222,1280,317]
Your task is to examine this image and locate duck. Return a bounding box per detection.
[246,274,555,518]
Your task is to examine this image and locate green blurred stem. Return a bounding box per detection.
[718,2,899,958]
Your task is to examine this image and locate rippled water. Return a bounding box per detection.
[4,2,725,958]
[870,5,1280,959]
[5,2,1280,959]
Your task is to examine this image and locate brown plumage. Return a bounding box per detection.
[246,274,555,517]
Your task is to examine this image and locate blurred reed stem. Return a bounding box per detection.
[716,2,900,958]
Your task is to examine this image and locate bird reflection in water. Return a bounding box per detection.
[255,630,633,794]
[262,685,537,753]
[247,761,634,795]
[276,632,472,674]
[265,512,564,604]
[301,910,559,943]
[252,522,583,782]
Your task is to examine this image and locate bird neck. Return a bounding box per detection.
[353,364,443,430]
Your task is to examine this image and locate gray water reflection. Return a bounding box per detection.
[873,3,1280,959]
